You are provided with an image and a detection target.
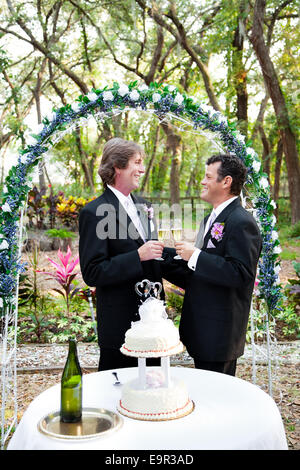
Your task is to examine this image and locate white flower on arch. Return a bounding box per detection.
[118,84,129,96]
[260,177,269,190]
[0,239,9,250]
[252,160,261,173]
[129,90,140,101]
[87,92,98,102]
[103,91,114,101]
[138,84,149,92]
[71,102,81,112]
[1,202,11,213]
[152,92,161,103]
[174,93,184,105]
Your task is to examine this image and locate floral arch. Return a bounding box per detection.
[0,81,282,446]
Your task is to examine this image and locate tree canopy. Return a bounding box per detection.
[0,0,299,221]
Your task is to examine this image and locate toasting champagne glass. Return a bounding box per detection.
[155,227,168,261]
[171,227,183,260]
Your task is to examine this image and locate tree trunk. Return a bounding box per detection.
[273,138,283,220]
[232,2,249,136]
[169,140,181,206]
[251,91,269,142]
[258,125,271,181]
[33,58,47,193]
[75,129,94,190]
[140,125,160,195]
[160,122,181,205]
[186,150,202,197]
[249,0,300,223]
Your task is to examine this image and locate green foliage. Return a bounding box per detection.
[287,223,300,239]
[46,228,77,239]
[18,244,51,342]
[277,304,300,339]
[18,306,51,343]
[72,286,97,308]
[246,296,276,343]
[281,250,298,261]
[165,289,184,313]
[279,221,300,260]
[273,261,300,340]
[26,186,47,229]
[165,285,184,328]
[44,191,61,229]
[246,256,300,341]
[25,188,94,230]
[17,240,97,343]
[284,261,300,306]
[292,261,300,277]
[47,315,97,343]
[279,220,300,242]
[54,181,100,199]
[18,291,97,344]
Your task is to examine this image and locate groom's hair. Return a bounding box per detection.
[98,137,145,187]
[206,154,247,195]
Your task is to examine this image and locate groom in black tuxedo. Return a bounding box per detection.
[79,137,182,371]
[175,154,262,376]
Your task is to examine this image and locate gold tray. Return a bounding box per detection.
[37,408,123,441]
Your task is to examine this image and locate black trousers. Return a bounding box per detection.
[98,347,160,372]
[193,357,237,376]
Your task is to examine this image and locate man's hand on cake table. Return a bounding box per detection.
[174,241,195,261]
[138,240,164,261]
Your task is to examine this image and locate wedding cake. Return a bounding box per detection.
[118,284,194,421]
[120,297,184,357]
[118,369,194,421]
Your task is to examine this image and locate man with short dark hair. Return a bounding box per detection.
[175,154,262,376]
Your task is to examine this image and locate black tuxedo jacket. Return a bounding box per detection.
[79,187,183,350]
[179,198,262,362]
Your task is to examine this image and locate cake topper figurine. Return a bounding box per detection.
[135,279,162,301]
[151,281,162,299]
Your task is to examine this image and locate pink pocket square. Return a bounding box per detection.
[207,239,216,248]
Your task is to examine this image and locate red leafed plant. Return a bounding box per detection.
[38,246,79,316]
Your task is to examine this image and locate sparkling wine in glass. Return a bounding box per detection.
[155,228,168,261]
[171,227,183,260]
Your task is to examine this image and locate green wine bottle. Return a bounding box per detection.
[60,339,82,423]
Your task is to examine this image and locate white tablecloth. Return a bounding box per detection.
[8,367,288,450]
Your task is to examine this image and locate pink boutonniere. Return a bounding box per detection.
[144,204,154,220]
[211,222,225,241]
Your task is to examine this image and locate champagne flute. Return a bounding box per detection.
[171,227,183,260]
[155,227,168,261]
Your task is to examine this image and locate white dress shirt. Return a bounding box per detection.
[107,185,147,242]
[188,196,238,271]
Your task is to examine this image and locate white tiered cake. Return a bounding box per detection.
[117,285,194,421]
[120,297,184,357]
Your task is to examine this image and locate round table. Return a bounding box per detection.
[7,367,288,450]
